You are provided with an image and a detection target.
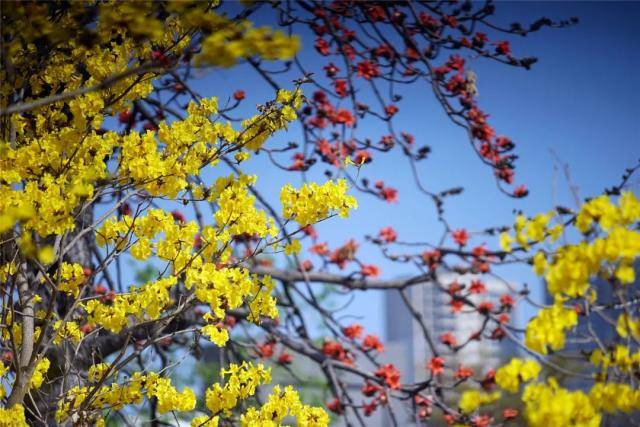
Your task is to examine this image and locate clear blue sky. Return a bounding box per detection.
[184,2,640,337]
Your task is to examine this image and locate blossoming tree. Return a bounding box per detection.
[0,1,638,426]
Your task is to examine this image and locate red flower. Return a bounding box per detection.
[334,79,348,97]
[361,264,380,277]
[171,210,186,223]
[495,40,512,56]
[439,332,457,347]
[310,242,330,256]
[514,185,528,198]
[118,109,133,124]
[233,90,245,101]
[380,135,394,147]
[367,5,386,22]
[257,341,275,359]
[379,226,397,243]
[384,104,399,117]
[449,298,464,313]
[193,233,202,249]
[300,260,313,272]
[278,352,293,364]
[362,334,384,352]
[374,364,401,389]
[448,281,462,295]
[454,364,474,379]
[333,108,356,127]
[354,150,372,164]
[503,408,519,419]
[380,187,398,203]
[478,301,494,314]
[481,369,496,390]
[322,340,352,364]
[361,381,381,397]
[143,122,158,132]
[446,55,465,71]
[342,323,363,340]
[421,250,442,269]
[324,62,340,77]
[327,398,344,414]
[498,313,510,324]
[363,401,378,417]
[500,294,515,308]
[469,279,486,294]
[427,357,445,375]
[315,37,330,55]
[302,225,318,240]
[472,415,494,427]
[452,229,469,246]
[357,60,380,80]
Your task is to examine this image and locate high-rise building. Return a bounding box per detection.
[386,273,519,384]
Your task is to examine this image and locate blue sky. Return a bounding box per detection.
[169,2,640,338]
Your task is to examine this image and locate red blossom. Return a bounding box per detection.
[363,401,378,417]
[315,37,330,55]
[367,5,386,22]
[118,109,133,124]
[233,90,245,101]
[503,408,519,419]
[380,186,398,203]
[500,294,515,308]
[452,229,469,246]
[362,334,384,352]
[327,398,344,414]
[300,260,313,272]
[361,264,380,277]
[357,60,380,80]
[379,226,397,243]
[333,108,356,127]
[384,104,399,117]
[324,62,340,77]
[449,298,464,313]
[514,185,529,198]
[310,242,330,256]
[302,225,318,240]
[478,301,494,314]
[439,332,458,347]
[334,79,348,97]
[354,150,372,164]
[469,279,486,295]
[171,210,186,222]
[361,381,381,397]
[278,352,293,365]
[342,323,363,340]
[257,341,275,358]
[495,40,512,56]
[427,357,445,376]
[374,364,401,389]
[472,415,494,427]
[454,364,475,380]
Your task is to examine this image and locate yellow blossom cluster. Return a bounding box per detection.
[281,179,358,227]
[241,385,331,426]
[495,358,541,393]
[204,361,272,416]
[524,302,578,354]
[0,404,27,426]
[84,277,177,333]
[196,15,300,67]
[521,378,601,427]
[457,389,501,414]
